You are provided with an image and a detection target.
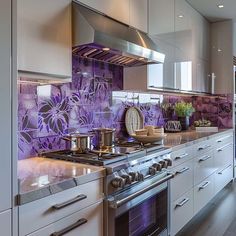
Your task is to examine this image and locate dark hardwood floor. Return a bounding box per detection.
[177,181,236,236]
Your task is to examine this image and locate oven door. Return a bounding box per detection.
[105,174,173,236]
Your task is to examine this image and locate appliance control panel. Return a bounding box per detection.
[107,153,172,194]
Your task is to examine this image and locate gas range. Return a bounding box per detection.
[44,141,167,167]
[44,142,172,194]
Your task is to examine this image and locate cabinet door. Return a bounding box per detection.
[77,0,107,14]
[215,164,233,195]
[194,151,215,185]
[149,0,174,36]
[19,179,103,236]
[214,143,233,170]
[0,210,11,236]
[130,0,147,32]
[106,0,130,24]
[0,0,11,212]
[170,189,193,236]
[28,202,103,236]
[170,159,194,201]
[18,0,72,78]
[194,174,214,215]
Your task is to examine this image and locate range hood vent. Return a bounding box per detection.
[72,1,165,67]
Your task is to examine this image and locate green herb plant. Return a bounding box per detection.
[174,101,195,117]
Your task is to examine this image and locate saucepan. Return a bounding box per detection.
[62,133,93,153]
[91,128,116,150]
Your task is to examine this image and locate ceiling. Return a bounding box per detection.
[186,0,236,22]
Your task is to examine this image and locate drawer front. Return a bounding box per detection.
[195,140,212,155]
[214,143,233,170]
[170,189,194,236]
[215,133,233,149]
[27,201,103,236]
[215,164,233,195]
[20,179,103,236]
[194,151,215,185]
[171,147,193,167]
[0,210,11,236]
[194,175,214,215]
[170,159,194,201]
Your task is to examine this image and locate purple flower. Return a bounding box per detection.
[39,95,72,134]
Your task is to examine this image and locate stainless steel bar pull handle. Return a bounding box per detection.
[52,194,87,210]
[217,135,232,143]
[199,181,210,190]
[218,164,232,175]
[217,143,232,152]
[176,198,189,208]
[176,167,189,175]
[50,218,87,236]
[198,145,211,151]
[199,155,211,162]
[108,174,174,209]
[175,153,188,160]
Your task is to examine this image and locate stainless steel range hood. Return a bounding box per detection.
[72,1,165,67]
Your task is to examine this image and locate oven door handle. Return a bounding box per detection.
[108,173,174,209]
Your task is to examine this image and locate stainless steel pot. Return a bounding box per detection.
[92,128,116,150]
[62,133,93,153]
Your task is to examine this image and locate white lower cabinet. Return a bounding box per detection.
[0,210,11,236]
[194,175,214,215]
[170,131,234,235]
[214,143,233,170]
[194,150,215,185]
[214,164,233,195]
[27,201,103,236]
[19,179,103,236]
[170,146,193,167]
[170,189,194,236]
[170,159,194,201]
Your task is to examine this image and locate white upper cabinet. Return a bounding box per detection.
[77,0,107,14]
[0,0,12,212]
[130,0,147,32]
[126,0,211,93]
[211,21,234,94]
[106,0,130,25]
[149,0,175,36]
[78,0,147,31]
[18,0,72,79]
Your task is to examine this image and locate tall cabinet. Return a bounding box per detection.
[0,0,12,235]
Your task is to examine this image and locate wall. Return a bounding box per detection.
[18,56,233,160]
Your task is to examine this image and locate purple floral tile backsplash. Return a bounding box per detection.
[18,56,233,160]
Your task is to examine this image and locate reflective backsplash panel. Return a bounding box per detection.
[18,56,233,159]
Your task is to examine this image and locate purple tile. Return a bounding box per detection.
[17,54,233,159]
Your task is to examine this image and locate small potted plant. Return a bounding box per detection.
[174,101,195,130]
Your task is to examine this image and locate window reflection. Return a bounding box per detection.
[148,64,164,88]
[175,61,192,91]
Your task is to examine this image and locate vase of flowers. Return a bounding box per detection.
[174,101,195,130]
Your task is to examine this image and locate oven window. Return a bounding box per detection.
[115,189,167,236]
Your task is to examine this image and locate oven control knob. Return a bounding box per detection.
[137,172,144,182]
[159,160,168,169]
[128,171,138,182]
[152,163,162,171]
[110,177,126,189]
[120,173,132,184]
[149,166,157,175]
[164,157,172,167]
